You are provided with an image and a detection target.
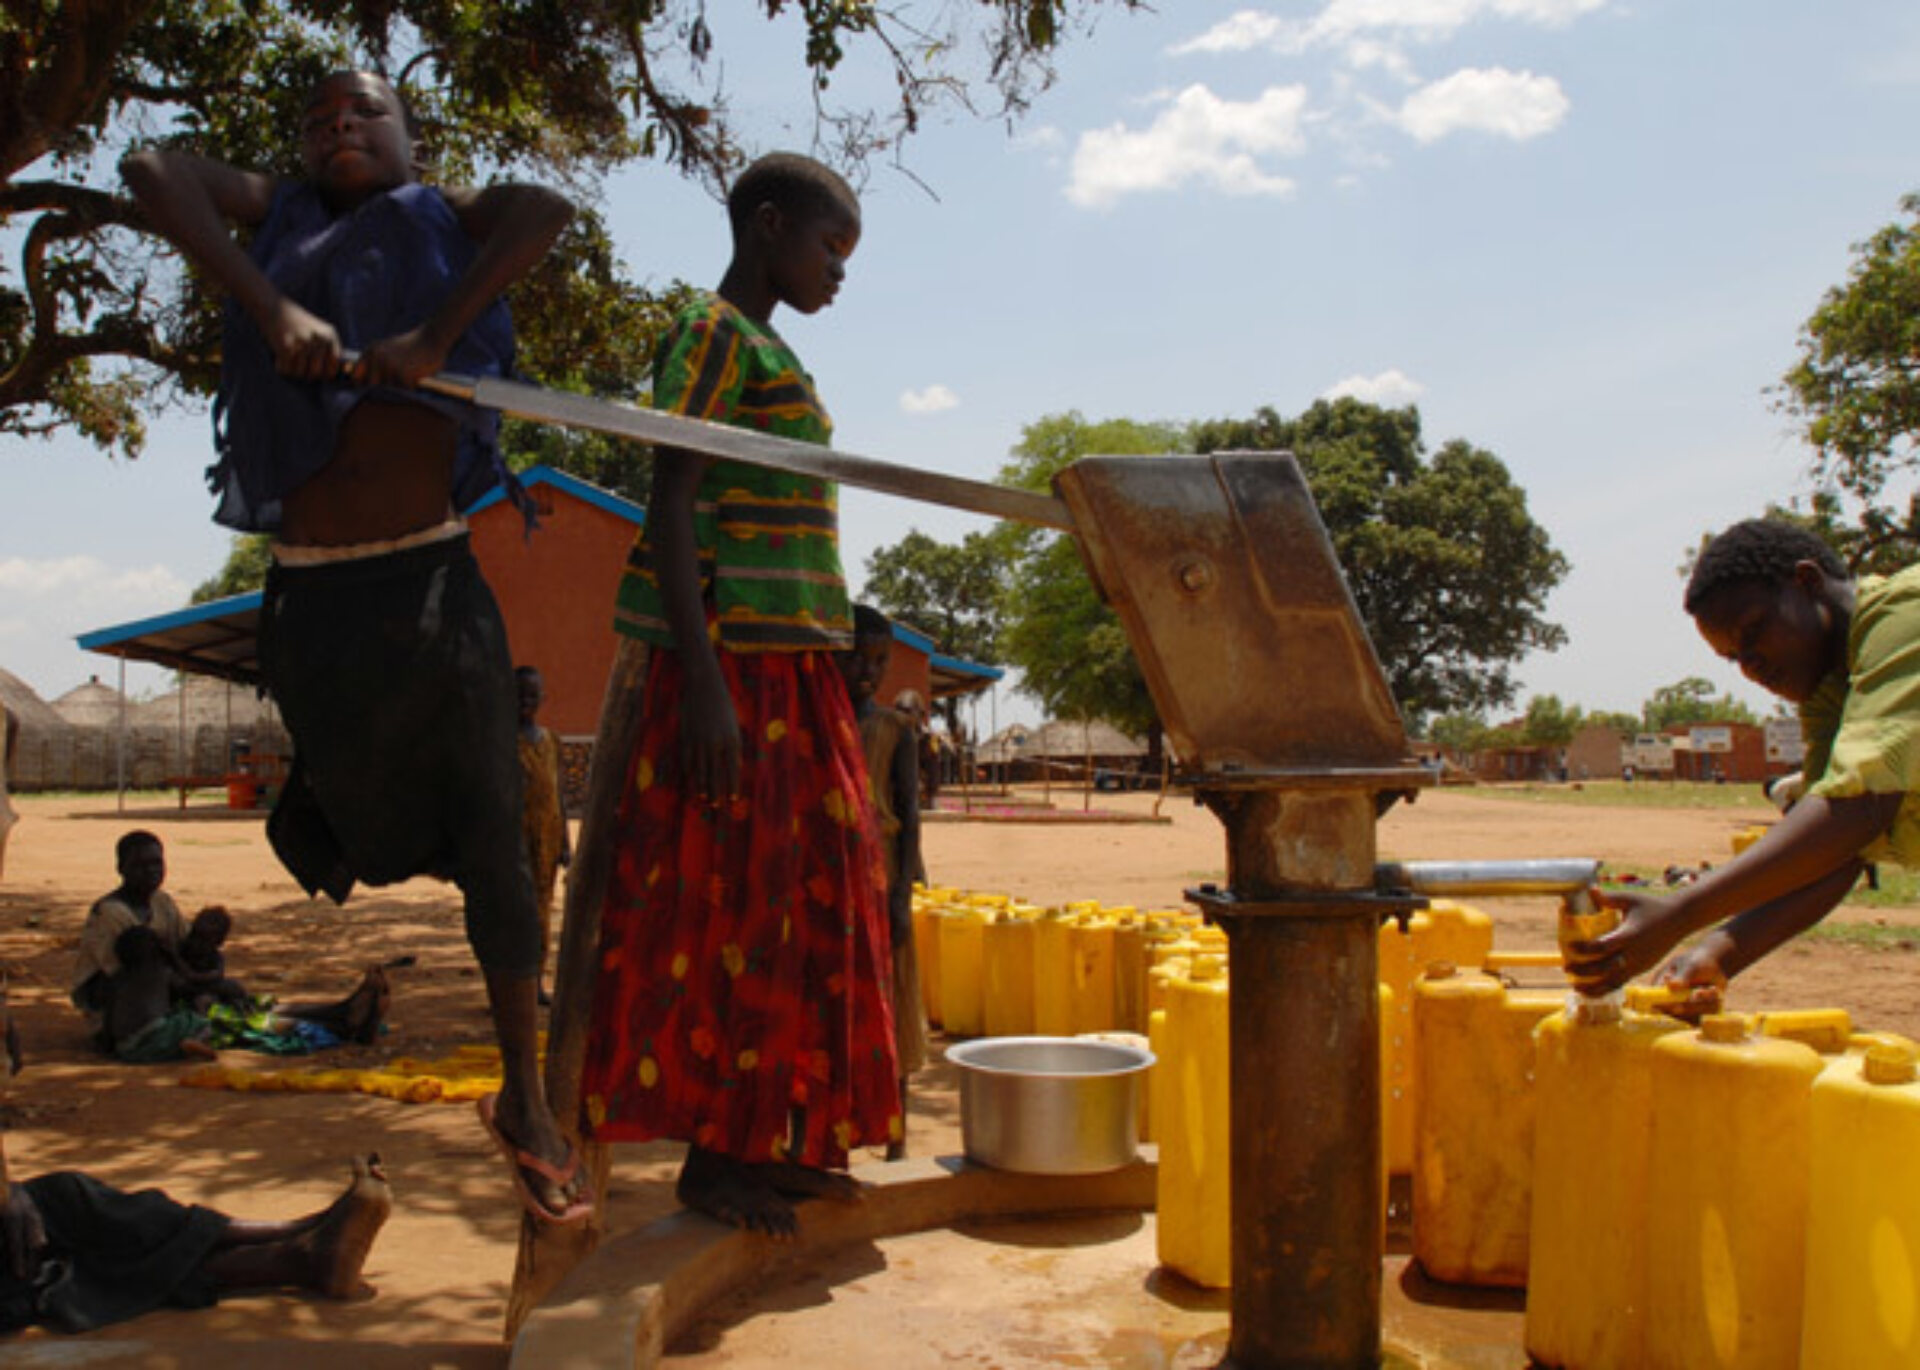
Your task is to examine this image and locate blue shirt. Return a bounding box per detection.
[209,181,518,532]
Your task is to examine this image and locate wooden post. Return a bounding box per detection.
[504,637,651,1341]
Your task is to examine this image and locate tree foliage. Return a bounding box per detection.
[2,0,1135,460]
[861,528,1008,668]
[993,411,1186,745]
[1522,694,1582,746]
[1191,398,1569,728]
[1777,191,1920,566]
[1640,677,1758,731]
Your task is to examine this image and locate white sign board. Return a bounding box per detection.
[1688,725,1734,754]
[1765,717,1805,766]
[1628,734,1675,771]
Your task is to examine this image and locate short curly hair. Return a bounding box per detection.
[1683,519,1848,615]
[727,152,858,239]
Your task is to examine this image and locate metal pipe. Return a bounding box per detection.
[1221,909,1382,1368]
[1377,858,1601,897]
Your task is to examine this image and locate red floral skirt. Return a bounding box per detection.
[581,647,900,1167]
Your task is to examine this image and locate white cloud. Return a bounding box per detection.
[0,556,186,605]
[1169,1,1605,78]
[899,384,960,415]
[1320,368,1427,405]
[1012,124,1064,152]
[1395,67,1568,141]
[0,555,194,696]
[1067,84,1308,210]
[1169,10,1294,56]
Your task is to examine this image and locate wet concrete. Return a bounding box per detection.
[661,1206,1529,1368]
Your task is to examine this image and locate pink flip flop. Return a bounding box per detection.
[476,1092,595,1226]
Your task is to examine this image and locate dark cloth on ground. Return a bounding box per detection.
[261,533,540,977]
[0,1172,227,1334]
[113,1006,209,1064]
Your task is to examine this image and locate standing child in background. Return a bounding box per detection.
[1569,518,1916,994]
[581,153,898,1236]
[121,70,586,1223]
[516,666,571,1006]
[837,606,927,1160]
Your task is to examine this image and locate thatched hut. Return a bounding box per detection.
[0,668,76,791]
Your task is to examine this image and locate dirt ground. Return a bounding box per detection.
[1,783,1915,1366]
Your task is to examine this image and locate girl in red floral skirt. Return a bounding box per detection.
[580,154,898,1236]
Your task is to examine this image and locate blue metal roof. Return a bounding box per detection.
[465,464,647,525]
[77,591,266,685]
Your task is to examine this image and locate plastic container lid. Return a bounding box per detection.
[1864,1042,1919,1086]
[1701,1013,1751,1044]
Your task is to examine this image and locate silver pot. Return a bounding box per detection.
[946,1036,1155,1175]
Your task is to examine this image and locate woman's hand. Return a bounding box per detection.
[1661,929,1734,996]
[675,676,741,806]
[1563,887,1690,994]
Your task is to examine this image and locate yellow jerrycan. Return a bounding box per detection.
[1144,1005,1167,1145]
[1410,962,1562,1287]
[1800,1038,1920,1369]
[1033,908,1080,1036]
[1526,1000,1689,1369]
[1643,1014,1824,1370]
[915,900,946,1029]
[936,904,990,1038]
[1068,913,1118,1035]
[1156,953,1231,1288]
[981,906,1038,1038]
[1378,899,1495,1176]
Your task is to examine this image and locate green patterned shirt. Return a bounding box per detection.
[614,293,852,652]
[1801,564,1920,865]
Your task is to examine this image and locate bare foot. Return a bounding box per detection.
[678,1147,796,1238]
[759,1160,863,1204]
[302,1153,393,1299]
[341,967,389,1044]
[181,1037,219,1061]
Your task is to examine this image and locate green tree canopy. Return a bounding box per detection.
[2,0,1134,460]
[993,411,1186,749]
[1191,398,1569,728]
[1427,712,1491,754]
[1640,677,1759,732]
[1777,191,1920,566]
[1521,694,1583,747]
[861,529,1008,668]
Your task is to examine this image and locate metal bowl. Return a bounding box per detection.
[946,1036,1155,1175]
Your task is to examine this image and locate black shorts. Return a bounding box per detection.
[260,534,540,976]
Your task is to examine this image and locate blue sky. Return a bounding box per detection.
[5,1,1919,733]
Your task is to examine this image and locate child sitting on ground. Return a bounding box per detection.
[1569,518,1918,993]
[106,926,217,1064]
[837,606,927,1159]
[176,907,250,1010]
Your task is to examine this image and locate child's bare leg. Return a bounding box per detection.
[483,968,583,1216]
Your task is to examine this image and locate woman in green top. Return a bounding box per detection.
[1570,518,1915,994]
[581,154,900,1238]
